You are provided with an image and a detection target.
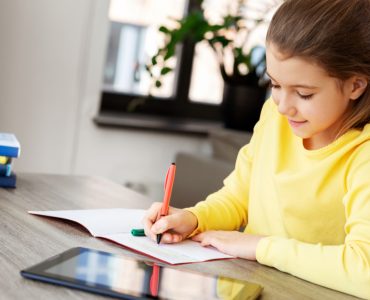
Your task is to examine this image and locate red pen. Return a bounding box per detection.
[156,162,176,244]
[149,264,160,296]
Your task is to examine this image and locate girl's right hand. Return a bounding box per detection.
[143,202,198,244]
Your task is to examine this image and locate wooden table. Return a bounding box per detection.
[0,174,358,299]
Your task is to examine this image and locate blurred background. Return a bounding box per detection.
[0,0,279,204]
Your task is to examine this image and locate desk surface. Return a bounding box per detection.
[0,174,357,300]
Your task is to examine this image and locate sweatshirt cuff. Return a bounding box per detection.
[255,236,271,264]
[184,207,203,237]
[256,236,290,267]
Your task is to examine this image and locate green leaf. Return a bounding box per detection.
[151,56,157,66]
[222,15,240,27]
[155,80,162,88]
[208,24,224,32]
[209,36,231,48]
[164,45,175,61]
[160,67,172,75]
[159,26,171,34]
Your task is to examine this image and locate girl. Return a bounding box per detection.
[143,0,370,297]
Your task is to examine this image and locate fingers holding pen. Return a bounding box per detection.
[151,215,185,244]
[142,202,180,242]
[143,203,197,244]
[143,202,162,240]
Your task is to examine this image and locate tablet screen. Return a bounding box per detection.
[21,247,262,300]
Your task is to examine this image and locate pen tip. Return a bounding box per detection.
[156,234,162,244]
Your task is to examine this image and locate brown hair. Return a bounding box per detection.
[266,0,370,135]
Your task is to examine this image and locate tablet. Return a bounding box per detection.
[20,247,262,300]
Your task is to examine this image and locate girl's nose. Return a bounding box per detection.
[276,95,296,117]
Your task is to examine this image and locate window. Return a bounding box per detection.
[103,0,186,98]
[97,0,278,133]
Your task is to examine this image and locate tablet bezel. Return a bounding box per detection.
[20,247,157,300]
[21,247,261,300]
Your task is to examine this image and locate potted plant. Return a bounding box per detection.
[146,0,280,131]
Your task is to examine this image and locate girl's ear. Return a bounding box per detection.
[350,76,368,100]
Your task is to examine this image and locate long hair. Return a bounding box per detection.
[266,0,370,135]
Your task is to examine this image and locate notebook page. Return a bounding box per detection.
[102,233,233,264]
[29,209,145,236]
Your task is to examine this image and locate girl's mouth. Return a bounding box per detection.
[288,119,307,128]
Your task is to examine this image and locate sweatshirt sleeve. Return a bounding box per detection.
[256,148,370,299]
[186,144,252,233]
[186,99,274,235]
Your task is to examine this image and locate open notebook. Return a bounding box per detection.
[29,209,233,265]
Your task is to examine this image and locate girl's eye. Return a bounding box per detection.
[298,93,313,100]
[269,81,280,89]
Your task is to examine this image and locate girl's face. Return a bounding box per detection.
[266,43,359,150]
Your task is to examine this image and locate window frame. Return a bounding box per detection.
[98,0,223,123]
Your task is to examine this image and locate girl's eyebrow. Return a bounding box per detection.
[266,71,318,89]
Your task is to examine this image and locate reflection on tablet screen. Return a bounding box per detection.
[22,247,262,300]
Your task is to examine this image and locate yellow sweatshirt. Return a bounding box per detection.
[187,99,370,299]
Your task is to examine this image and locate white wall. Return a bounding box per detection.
[0,0,210,192]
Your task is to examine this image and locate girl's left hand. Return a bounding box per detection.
[192,231,264,260]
